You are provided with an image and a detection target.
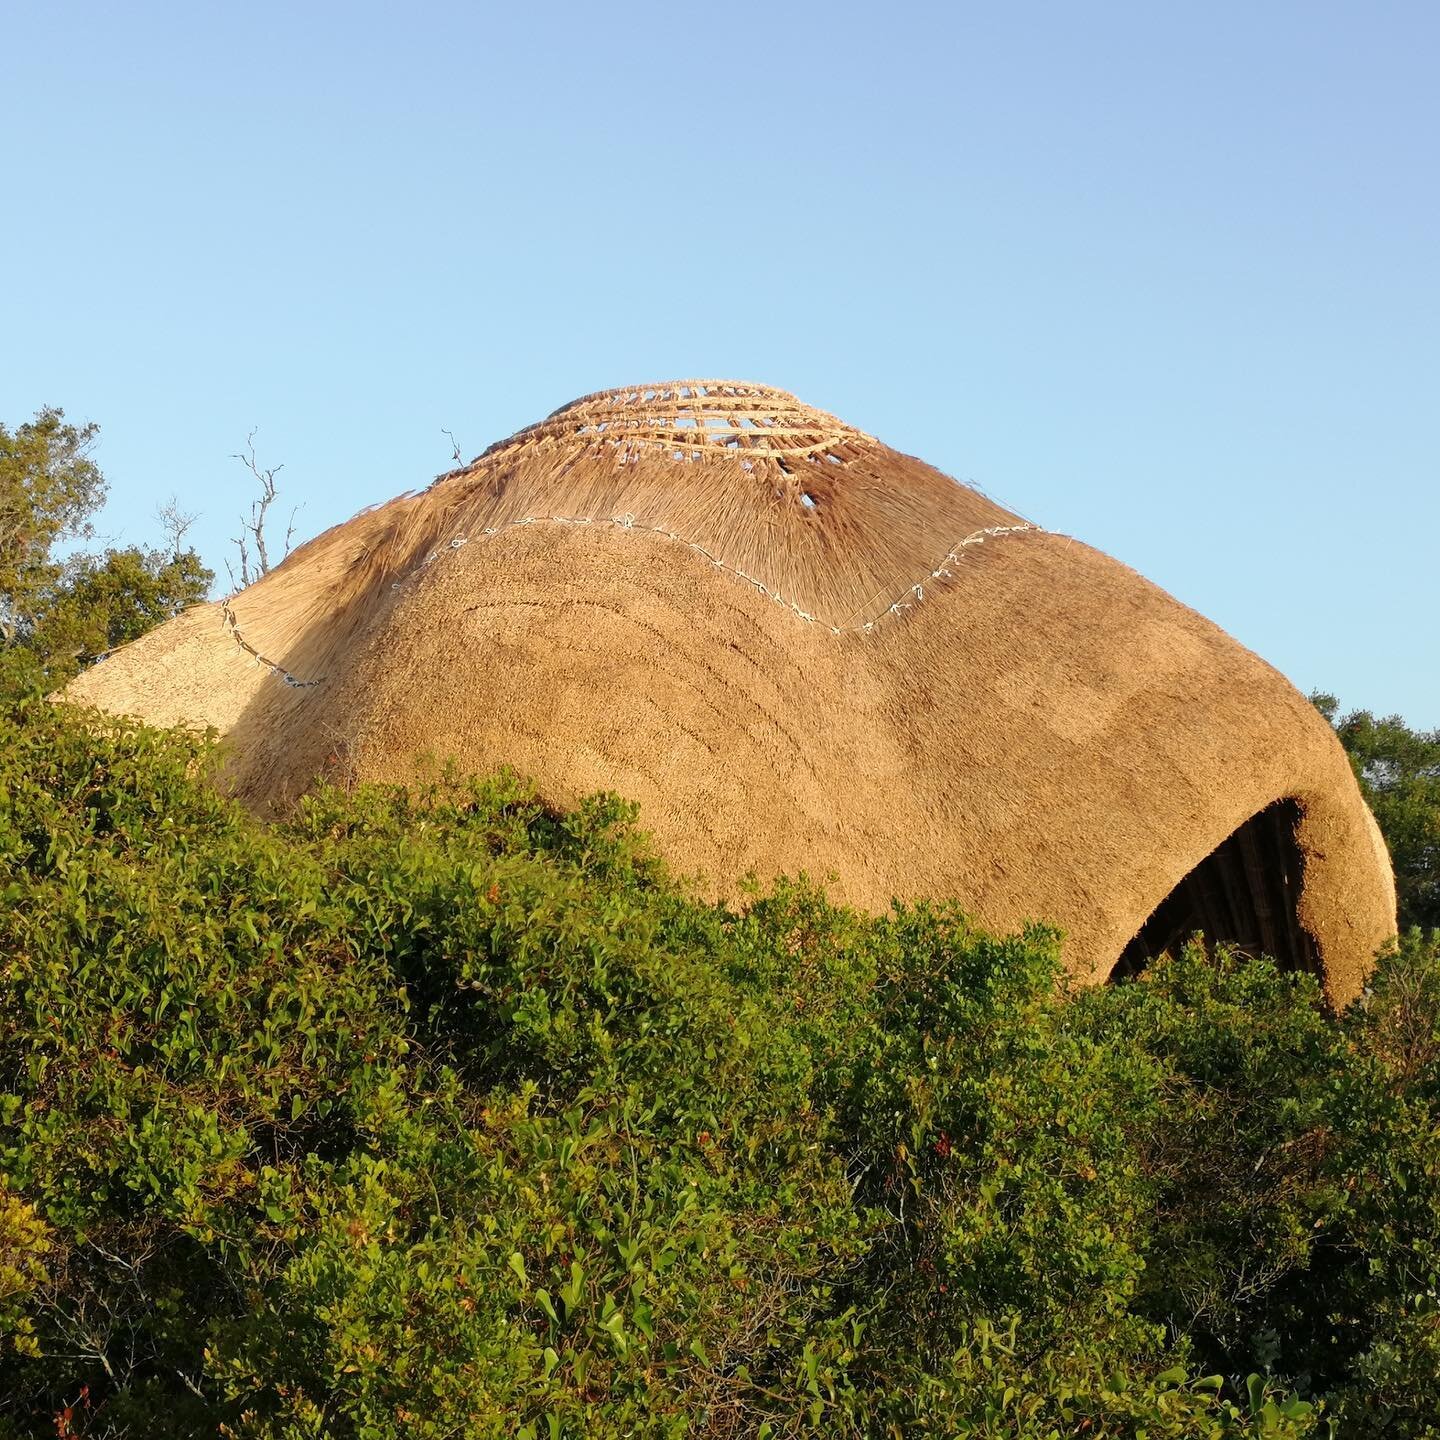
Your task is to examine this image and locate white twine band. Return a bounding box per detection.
[224,517,1041,688]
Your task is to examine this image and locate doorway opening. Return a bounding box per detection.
[1111,799,1319,981]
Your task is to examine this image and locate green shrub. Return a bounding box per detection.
[1,696,1436,1437]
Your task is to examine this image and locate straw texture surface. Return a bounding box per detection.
[67,382,1396,1001]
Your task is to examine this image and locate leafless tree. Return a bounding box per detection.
[154,496,199,560]
[228,430,298,591]
[442,428,463,465]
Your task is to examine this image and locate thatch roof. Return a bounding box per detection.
[67,381,1396,1001]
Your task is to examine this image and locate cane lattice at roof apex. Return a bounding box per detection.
[475,380,866,466]
[66,378,1397,1008]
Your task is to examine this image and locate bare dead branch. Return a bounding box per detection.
[229,430,299,590]
[155,496,199,560]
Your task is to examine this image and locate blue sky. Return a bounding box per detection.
[4,2,1436,723]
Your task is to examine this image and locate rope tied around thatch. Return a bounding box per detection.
[219,603,325,689]
[222,517,1041,690]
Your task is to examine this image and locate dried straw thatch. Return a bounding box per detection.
[68,381,1396,1001]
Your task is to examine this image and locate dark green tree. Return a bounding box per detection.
[1315,694,1440,932]
[0,407,105,644]
[0,408,212,691]
[29,545,214,671]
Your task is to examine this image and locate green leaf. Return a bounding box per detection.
[1247,1374,1266,1414]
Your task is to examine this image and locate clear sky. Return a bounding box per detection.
[4,2,1436,724]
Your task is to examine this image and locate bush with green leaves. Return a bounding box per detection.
[1,696,1437,1437]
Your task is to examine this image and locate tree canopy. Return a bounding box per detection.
[1316,694,1440,931]
[0,407,105,642]
[0,407,212,689]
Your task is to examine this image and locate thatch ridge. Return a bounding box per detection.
[478,379,872,466]
[177,379,1029,695]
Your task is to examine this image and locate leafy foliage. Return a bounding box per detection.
[0,698,1436,1437]
[0,409,105,644]
[1315,693,1440,931]
[0,408,212,691]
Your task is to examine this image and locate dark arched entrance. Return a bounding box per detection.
[1112,799,1320,981]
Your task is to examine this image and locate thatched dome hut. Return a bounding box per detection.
[68,381,1396,1001]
